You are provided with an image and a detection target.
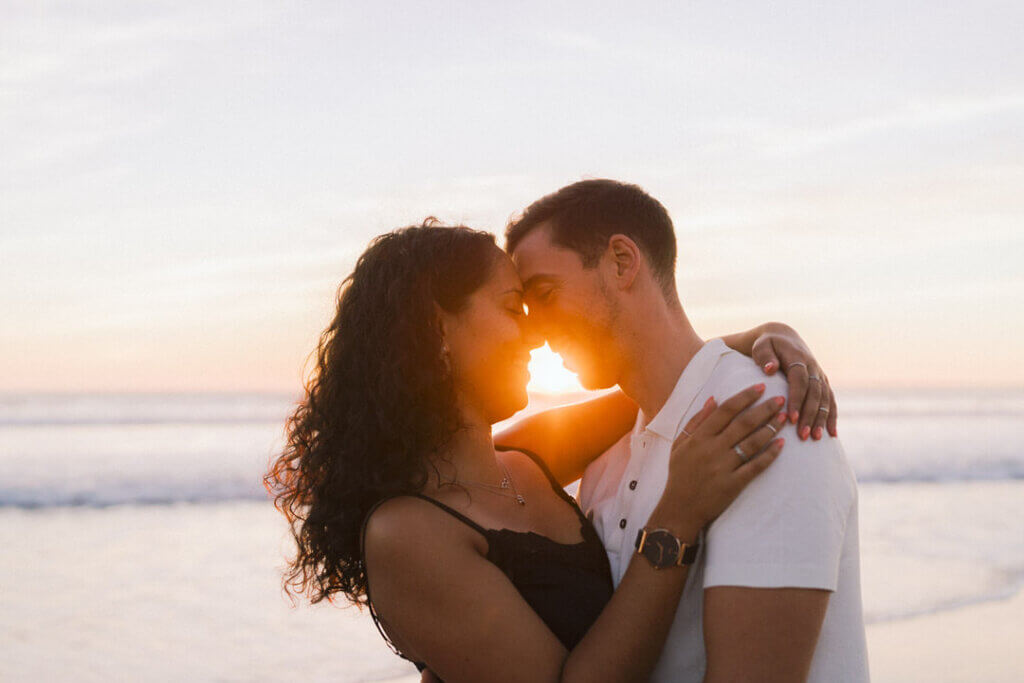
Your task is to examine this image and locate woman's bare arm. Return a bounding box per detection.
[493,391,638,487]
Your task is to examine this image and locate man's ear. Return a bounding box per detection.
[606,234,642,290]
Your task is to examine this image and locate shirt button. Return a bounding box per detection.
[619,518,627,529]
[629,480,637,490]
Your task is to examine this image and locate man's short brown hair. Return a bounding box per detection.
[505,179,677,294]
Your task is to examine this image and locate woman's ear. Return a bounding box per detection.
[606,234,642,289]
[433,302,454,352]
[432,303,447,341]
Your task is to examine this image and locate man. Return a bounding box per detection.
[506,179,869,682]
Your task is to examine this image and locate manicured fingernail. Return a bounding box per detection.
[790,410,799,424]
[764,362,776,372]
[813,427,822,440]
[776,412,787,423]
[704,396,715,408]
[773,396,785,407]
[776,437,785,447]
[754,383,765,393]
[799,426,810,440]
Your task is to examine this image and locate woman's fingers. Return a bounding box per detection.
[673,396,717,447]
[751,336,780,375]
[783,362,810,425]
[809,377,833,440]
[732,437,785,488]
[670,397,719,457]
[732,410,787,466]
[699,384,767,435]
[796,372,824,440]
[826,383,838,437]
[718,394,786,448]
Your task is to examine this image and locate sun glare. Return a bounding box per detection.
[526,343,584,394]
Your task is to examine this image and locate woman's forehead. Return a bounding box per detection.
[489,252,524,291]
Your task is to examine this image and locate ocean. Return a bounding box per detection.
[1,389,1022,681]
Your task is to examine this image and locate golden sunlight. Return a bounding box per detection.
[526,343,584,394]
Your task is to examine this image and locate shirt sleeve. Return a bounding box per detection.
[701,370,857,592]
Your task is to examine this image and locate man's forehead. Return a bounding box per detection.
[509,223,579,283]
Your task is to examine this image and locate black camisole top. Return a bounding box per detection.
[360,446,614,678]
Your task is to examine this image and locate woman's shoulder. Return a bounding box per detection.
[363,494,485,561]
[363,496,432,560]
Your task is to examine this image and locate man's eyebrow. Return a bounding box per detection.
[521,275,558,290]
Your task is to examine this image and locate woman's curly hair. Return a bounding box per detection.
[264,219,500,606]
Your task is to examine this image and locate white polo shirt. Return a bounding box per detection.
[578,338,869,682]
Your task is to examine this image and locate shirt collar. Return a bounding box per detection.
[639,337,734,441]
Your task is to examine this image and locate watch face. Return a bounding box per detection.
[641,530,680,568]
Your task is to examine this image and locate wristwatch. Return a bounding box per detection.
[634,527,699,569]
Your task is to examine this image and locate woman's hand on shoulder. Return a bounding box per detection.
[748,322,838,441]
[659,384,787,531]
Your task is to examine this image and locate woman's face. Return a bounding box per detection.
[440,251,542,425]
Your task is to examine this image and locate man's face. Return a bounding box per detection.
[509,222,622,390]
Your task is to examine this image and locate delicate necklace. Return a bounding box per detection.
[452,459,526,506]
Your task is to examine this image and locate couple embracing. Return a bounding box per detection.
[266,179,869,682]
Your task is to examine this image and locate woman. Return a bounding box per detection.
[265,221,836,682]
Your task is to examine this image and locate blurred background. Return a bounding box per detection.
[2,2,1022,681]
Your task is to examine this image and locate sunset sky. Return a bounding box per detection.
[2,1,1022,393]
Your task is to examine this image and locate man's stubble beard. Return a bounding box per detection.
[587,272,622,390]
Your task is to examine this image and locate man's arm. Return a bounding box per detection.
[698,368,857,682]
[703,586,830,683]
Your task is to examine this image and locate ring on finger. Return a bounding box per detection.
[788,361,807,370]
[808,374,821,382]
[817,406,829,413]
[733,444,750,463]
[767,421,779,434]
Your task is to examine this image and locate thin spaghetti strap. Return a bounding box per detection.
[495,445,587,518]
[496,445,565,496]
[407,493,490,537]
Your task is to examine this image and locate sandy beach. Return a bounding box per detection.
[865,588,1024,683]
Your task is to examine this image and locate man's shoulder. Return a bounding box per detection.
[709,348,790,398]
[709,350,855,498]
